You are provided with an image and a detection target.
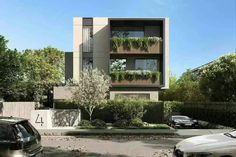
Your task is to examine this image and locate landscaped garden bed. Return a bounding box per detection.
[75,99,171,131]
[77,119,170,130]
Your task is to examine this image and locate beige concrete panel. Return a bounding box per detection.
[150,92,159,101]
[110,91,159,101]
[93,18,110,74]
[162,18,169,89]
[1,102,35,120]
[73,17,83,81]
[53,86,76,100]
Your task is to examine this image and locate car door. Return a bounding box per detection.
[14,121,42,155]
[0,124,17,157]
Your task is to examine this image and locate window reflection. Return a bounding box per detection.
[135,59,158,71]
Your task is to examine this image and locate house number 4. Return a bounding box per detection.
[35,114,44,126]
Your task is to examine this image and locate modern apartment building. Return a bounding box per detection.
[54,17,169,101]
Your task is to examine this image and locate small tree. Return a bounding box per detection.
[72,67,110,121]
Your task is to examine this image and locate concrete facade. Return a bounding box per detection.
[162,18,170,89]
[73,17,83,81]
[93,18,110,73]
[64,17,170,101]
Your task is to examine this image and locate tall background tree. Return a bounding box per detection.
[0,35,64,104]
[0,35,25,101]
[22,47,64,104]
[199,53,236,102]
[161,53,235,102]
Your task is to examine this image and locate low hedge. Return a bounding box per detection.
[54,101,77,109]
[179,102,236,128]
[54,100,164,123]
[143,101,164,123]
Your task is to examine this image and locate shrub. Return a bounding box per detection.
[91,119,106,128]
[143,101,164,123]
[109,100,146,121]
[113,119,129,128]
[130,118,144,127]
[78,120,92,128]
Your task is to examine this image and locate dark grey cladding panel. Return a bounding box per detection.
[82,52,93,58]
[65,52,73,80]
[83,18,93,26]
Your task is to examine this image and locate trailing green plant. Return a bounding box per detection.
[140,38,149,52]
[123,38,132,50]
[111,37,122,50]
[110,70,161,82]
[151,71,161,82]
[111,37,162,52]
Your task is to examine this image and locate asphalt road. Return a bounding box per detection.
[42,136,183,157]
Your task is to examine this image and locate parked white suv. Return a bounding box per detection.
[173,130,236,157]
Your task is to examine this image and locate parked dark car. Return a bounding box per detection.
[0,116,43,157]
[170,115,198,128]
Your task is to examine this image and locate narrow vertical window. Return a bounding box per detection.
[82,18,93,53]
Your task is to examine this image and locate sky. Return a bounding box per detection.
[0,0,235,77]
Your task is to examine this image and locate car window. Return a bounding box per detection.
[173,116,189,120]
[15,121,35,138]
[0,124,15,141]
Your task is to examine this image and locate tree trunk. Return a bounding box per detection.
[89,113,92,121]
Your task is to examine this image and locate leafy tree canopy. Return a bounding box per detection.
[199,53,236,101]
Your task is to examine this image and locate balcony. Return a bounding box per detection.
[110,70,161,87]
[110,37,163,54]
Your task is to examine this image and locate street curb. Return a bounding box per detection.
[39,129,176,136]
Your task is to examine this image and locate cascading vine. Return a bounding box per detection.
[111,37,162,52]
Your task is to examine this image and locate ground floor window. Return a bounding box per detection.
[115,93,150,100]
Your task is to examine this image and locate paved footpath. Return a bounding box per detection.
[42,136,183,157]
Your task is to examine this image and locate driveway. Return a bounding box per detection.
[42,136,183,157]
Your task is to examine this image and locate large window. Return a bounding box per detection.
[115,93,150,100]
[111,27,144,38]
[111,31,144,38]
[135,59,158,71]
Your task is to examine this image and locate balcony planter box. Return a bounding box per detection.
[111,78,160,86]
[111,42,162,54]
[110,37,163,54]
